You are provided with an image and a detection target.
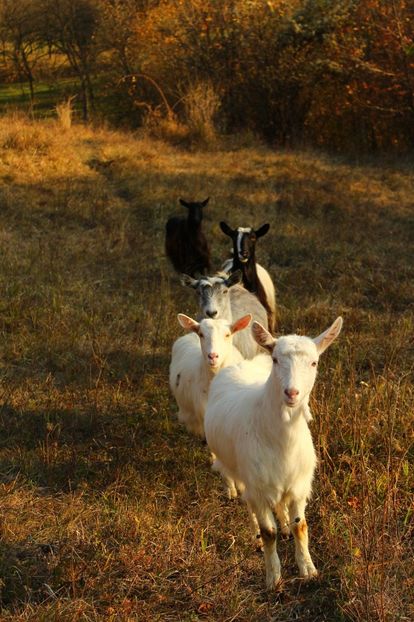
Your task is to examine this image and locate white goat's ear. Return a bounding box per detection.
[252,321,276,353]
[177,313,200,334]
[313,316,343,354]
[231,314,252,334]
[180,274,199,289]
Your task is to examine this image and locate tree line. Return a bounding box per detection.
[0,0,413,152]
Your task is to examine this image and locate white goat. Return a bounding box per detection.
[181,271,267,359]
[169,313,252,439]
[205,316,343,588]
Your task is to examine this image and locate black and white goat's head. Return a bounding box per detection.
[179,197,209,226]
[181,271,242,319]
[219,221,270,263]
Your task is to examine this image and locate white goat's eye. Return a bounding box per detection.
[272,357,278,364]
[311,361,317,367]
[225,333,231,338]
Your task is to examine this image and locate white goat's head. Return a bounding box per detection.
[177,313,252,372]
[181,271,242,319]
[252,317,343,408]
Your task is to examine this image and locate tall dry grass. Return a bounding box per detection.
[55,97,76,130]
[184,82,221,146]
[0,114,412,621]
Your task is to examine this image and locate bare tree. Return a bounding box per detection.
[0,0,44,104]
[39,0,102,121]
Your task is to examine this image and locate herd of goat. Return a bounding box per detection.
[164,198,343,590]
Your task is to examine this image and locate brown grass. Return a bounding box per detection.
[0,114,412,621]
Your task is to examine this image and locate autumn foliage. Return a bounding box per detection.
[0,0,413,151]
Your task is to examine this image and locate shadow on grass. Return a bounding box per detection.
[0,537,62,609]
[0,377,204,496]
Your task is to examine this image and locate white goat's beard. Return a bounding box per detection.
[208,363,220,374]
[281,405,291,422]
[281,402,312,423]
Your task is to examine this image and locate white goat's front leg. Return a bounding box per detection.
[254,506,281,589]
[224,475,238,499]
[274,502,290,536]
[211,454,238,499]
[246,503,263,550]
[289,499,317,579]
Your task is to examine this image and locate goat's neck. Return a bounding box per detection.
[258,371,308,443]
[220,343,240,368]
[198,356,213,388]
[233,251,259,292]
[244,257,259,291]
[188,215,201,229]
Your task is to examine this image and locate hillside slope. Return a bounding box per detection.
[0,116,412,621]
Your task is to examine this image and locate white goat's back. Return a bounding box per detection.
[169,333,206,437]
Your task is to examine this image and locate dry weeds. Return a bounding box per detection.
[0,115,412,621]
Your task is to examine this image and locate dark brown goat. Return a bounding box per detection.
[165,198,211,277]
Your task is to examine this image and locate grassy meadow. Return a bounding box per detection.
[0,114,412,621]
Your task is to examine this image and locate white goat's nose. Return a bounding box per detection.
[284,388,299,398]
[208,352,219,361]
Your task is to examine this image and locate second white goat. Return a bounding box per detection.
[169,313,251,439]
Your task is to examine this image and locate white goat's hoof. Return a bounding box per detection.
[266,574,282,591]
[226,485,238,500]
[280,524,291,537]
[300,563,318,579]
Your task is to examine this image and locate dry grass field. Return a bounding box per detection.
[0,114,412,621]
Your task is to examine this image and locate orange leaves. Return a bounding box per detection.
[198,601,214,614]
[347,496,361,510]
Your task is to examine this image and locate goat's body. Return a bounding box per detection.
[205,346,318,587]
[169,333,208,437]
[165,218,210,277]
[169,317,246,439]
[165,198,211,277]
[205,317,342,588]
[228,285,268,359]
[256,264,276,333]
[206,359,316,506]
[223,258,276,333]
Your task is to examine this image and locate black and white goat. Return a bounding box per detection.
[220,222,276,333]
[165,198,211,277]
